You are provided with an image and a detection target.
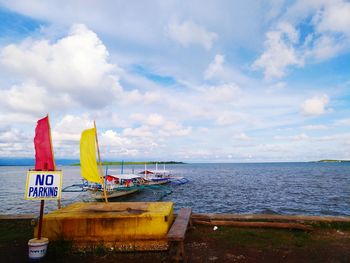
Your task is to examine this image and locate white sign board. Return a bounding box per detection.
[25,171,62,200]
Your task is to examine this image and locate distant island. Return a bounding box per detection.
[71,161,185,166]
[315,160,350,163]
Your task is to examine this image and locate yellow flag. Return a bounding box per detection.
[80,128,101,183]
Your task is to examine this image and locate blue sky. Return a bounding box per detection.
[0,0,350,162]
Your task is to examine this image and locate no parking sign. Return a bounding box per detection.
[25,171,62,200]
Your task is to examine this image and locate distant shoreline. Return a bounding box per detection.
[1,158,350,166]
[314,160,350,163]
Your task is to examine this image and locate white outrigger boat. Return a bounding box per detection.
[138,163,172,185]
[138,163,189,185]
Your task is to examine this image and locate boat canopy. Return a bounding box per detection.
[107,174,141,180]
[139,170,155,175]
[139,170,170,175]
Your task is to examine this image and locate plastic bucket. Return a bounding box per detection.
[28,237,49,260]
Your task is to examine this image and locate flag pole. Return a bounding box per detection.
[47,114,60,209]
[94,121,108,203]
[37,198,45,240]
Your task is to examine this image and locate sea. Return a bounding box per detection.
[0,162,349,216]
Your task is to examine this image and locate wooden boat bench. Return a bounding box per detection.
[167,208,193,262]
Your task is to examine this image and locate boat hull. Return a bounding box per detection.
[88,188,139,200]
[143,179,170,185]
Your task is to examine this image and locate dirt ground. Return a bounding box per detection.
[1,219,350,263]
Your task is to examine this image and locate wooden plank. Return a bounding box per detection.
[192,213,350,223]
[194,220,313,231]
[167,208,192,241]
[0,214,36,220]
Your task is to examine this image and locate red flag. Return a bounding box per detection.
[34,116,55,171]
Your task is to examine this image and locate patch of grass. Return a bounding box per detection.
[292,231,309,247]
[94,241,108,256]
[0,220,33,242]
[206,226,312,249]
[311,221,350,231]
[46,238,73,259]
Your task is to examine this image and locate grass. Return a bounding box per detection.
[201,226,312,249]
[310,221,350,231]
[46,238,73,259]
[0,220,33,242]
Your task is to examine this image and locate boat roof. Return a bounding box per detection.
[138,170,155,174]
[106,174,141,179]
[139,170,170,174]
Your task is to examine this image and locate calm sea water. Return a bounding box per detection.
[0,163,349,216]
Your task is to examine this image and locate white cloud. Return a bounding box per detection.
[0,128,27,143]
[166,20,218,50]
[0,82,48,115]
[334,119,350,126]
[0,81,71,117]
[203,53,250,84]
[204,54,224,80]
[215,111,245,126]
[117,89,163,106]
[202,83,241,103]
[101,130,131,146]
[0,24,123,108]
[307,35,346,61]
[122,126,153,138]
[254,1,350,79]
[234,132,251,141]
[52,114,92,145]
[303,0,350,61]
[274,133,309,141]
[252,22,302,80]
[130,113,164,127]
[127,115,192,138]
[161,122,192,137]
[301,94,329,117]
[266,81,286,93]
[302,125,327,130]
[315,0,350,35]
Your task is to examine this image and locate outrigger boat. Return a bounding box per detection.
[138,163,172,185]
[138,163,189,185]
[83,174,141,200]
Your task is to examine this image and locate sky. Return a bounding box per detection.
[0,0,350,163]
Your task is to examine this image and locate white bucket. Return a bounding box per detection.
[28,237,49,260]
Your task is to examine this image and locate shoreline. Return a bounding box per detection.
[1,212,350,222]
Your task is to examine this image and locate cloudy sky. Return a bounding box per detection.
[0,0,350,162]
